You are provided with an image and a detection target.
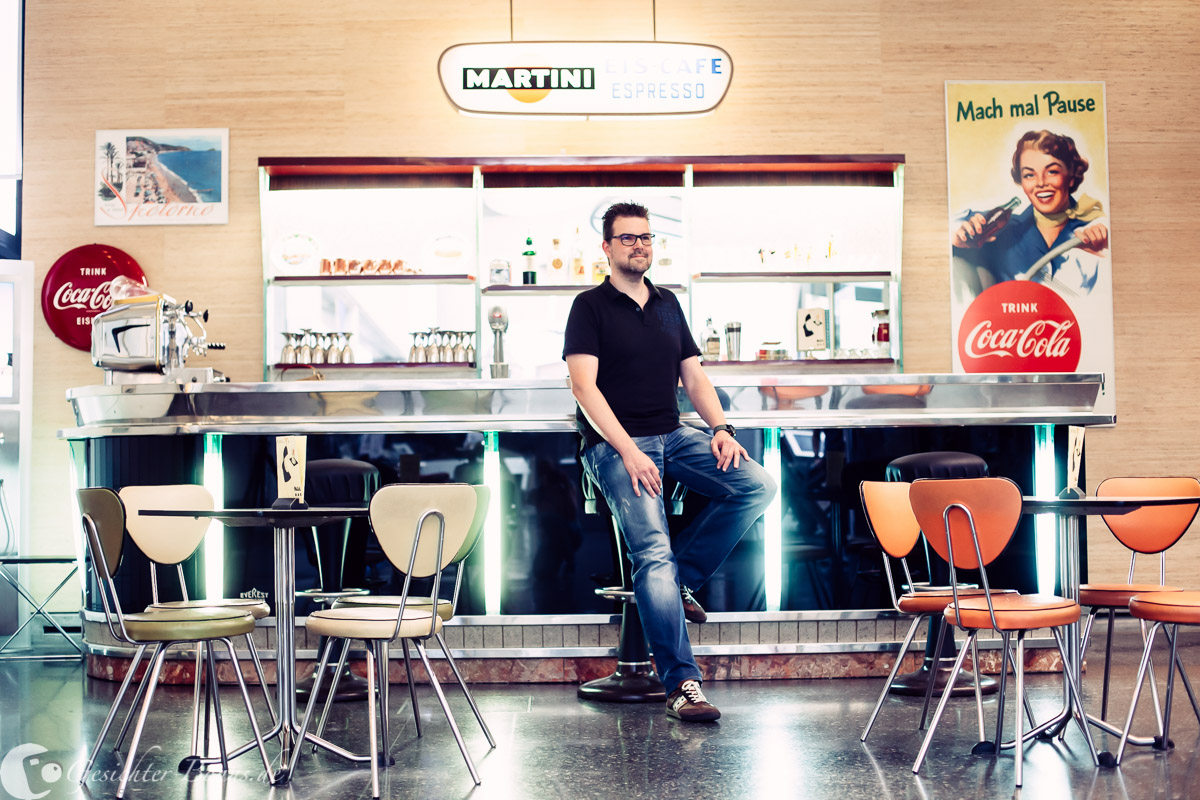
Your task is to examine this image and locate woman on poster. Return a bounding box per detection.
[953,129,1108,296]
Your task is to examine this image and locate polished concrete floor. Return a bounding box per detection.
[3,627,1199,800]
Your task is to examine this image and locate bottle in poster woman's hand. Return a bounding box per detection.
[953,196,1021,248]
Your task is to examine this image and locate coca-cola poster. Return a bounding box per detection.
[94,128,229,226]
[946,81,1114,418]
[41,244,146,350]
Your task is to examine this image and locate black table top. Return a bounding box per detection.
[139,506,368,528]
[1021,495,1200,516]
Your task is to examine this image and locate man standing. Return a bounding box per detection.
[563,201,776,722]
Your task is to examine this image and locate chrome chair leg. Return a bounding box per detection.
[284,637,336,782]
[414,639,480,785]
[1015,633,1025,788]
[970,635,985,742]
[1162,625,1200,725]
[189,647,204,757]
[219,637,275,777]
[919,617,949,730]
[205,641,230,772]
[402,638,422,737]
[79,643,150,782]
[1162,624,1181,748]
[993,632,1011,751]
[1102,608,1116,719]
[113,646,157,752]
[1116,622,1163,764]
[244,633,277,724]
[366,643,381,799]
[376,640,392,768]
[313,637,352,748]
[912,630,974,776]
[436,632,495,747]
[861,615,923,742]
[1051,627,1099,765]
[116,645,168,799]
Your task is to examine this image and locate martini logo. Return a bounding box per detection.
[463,67,594,104]
[958,281,1081,373]
[439,42,732,117]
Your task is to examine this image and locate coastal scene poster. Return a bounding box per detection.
[94,128,228,226]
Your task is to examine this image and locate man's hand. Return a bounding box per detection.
[622,447,662,497]
[710,430,748,471]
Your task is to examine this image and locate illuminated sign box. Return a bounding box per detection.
[438,41,733,118]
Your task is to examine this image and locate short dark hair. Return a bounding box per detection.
[602,202,649,241]
[1010,130,1089,193]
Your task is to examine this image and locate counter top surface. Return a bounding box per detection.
[61,372,1111,437]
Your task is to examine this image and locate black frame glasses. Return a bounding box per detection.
[610,233,655,246]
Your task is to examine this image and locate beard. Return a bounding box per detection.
[612,251,652,278]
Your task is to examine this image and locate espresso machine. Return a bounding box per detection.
[90,294,226,384]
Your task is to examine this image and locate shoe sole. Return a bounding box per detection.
[666,708,721,722]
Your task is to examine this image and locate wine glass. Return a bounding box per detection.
[339,332,354,364]
[464,331,476,365]
[297,329,314,364]
[326,332,343,364]
[280,332,298,365]
[410,332,427,364]
[426,328,441,363]
[311,332,327,365]
[441,331,458,363]
[452,331,467,363]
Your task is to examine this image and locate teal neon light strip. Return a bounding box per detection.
[763,428,782,612]
[483,431,502,615]
[1033,424,1056,595]
[203,434,224,600]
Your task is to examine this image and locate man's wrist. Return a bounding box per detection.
[712,423,736,438]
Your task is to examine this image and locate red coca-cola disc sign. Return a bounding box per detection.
[41,244,147,351]
[958,281,1081,373]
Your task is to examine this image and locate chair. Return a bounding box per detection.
[75,488,273,799]
[908,477,1099,789]
[318,485,494,745]
[281,484,485,797]
[102,485,275,765]
[1115,590,1200,764]
[0,555,83,660]
[1079,476,1200,721]
[858,481,1015,742]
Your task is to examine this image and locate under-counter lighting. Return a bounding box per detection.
[483,431,502,615]
[203,434,224,600]
[1033,424,1056,595]
[763,428,783,612]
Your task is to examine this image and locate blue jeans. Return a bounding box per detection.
[581,426,777,694]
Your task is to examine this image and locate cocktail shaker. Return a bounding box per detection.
[725,322,742,362]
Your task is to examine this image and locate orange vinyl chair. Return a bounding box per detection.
[858,481,1016,742]
[1115,590,1200,763]
[908,477,1099,789]
[1079,477,1200,722]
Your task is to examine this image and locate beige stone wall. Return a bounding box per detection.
[21,1,1200,588]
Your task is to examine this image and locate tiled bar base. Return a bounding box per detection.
[83,616,1066,685]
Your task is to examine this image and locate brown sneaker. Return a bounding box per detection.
[666,680,721,722]
[680,585,707,624]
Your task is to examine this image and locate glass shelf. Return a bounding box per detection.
[481,283,686,295]
[269,274,476,286]
[691,271,892,283]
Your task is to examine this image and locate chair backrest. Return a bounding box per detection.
[908,477,1022,570]
[77,487,127,580]
[1097,477,1200,554]
[859,481,921,559]
[450,485,490,565]
[119,485,215,565]
[368,483,478,578]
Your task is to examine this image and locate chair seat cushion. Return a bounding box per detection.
[1129,591,1200,625]
[898,588,1015,615]
[946,593,1080,631]
[147,598,271,620]
[306,606,442,640]
[122,608,255,642]
[1080,584,1182,608]
[332,595,454,622]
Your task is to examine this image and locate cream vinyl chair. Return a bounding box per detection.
[280,483,485,797]
[102,485,274,764]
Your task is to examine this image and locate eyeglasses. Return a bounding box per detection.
[610,233,655,246]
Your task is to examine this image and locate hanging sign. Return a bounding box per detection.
[40,244,146,351]
[946,81,1114,418]
[438,41,732,117]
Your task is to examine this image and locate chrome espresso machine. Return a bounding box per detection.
[90,294,226,384]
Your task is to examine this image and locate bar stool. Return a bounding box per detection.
[885,451,996,697]
[296,458,380,702]
[576,475,688,703]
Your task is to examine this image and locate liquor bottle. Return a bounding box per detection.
[591,255,608,284]
[961,196,1021,244]
[549,238,565,283]
[570,228,588,285]
[522,236,536,284]
[701,318,721,360]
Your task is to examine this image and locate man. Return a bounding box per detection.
[563,201,776,722]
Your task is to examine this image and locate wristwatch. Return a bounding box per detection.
[713,424,736,438]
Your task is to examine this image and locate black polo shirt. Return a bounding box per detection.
[562,276,700,449]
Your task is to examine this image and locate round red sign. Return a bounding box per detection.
[41,244,147,351]
[958,281,1081,373]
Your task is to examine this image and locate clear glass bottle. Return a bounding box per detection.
[549,238,565,283]
[571,227,588,285]
[701,318,721,360]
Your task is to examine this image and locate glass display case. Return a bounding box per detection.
[258,156,904,380]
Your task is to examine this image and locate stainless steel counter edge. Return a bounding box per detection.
[61,372,1111,437]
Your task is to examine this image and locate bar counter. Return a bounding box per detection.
[61,371,1110,677]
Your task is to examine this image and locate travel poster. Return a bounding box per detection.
[946,82,1114,418]
[94,128,229,226]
